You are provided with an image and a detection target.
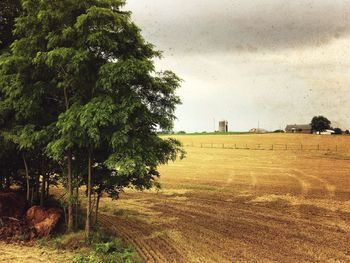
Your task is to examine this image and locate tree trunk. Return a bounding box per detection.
[95,194,100,225]
[46,174,50,198]
[63,206,68,226]
[22,155,30,204]
[67,151,73,232]
[63,82,74,232]
[31,186,34,205]
[35,173,40,201]
[0,176,3,190]
[40,173,46,206]
[4,175,10,190]
[37,157,44,203]
[85,152,92,241]
[75,186,79,229]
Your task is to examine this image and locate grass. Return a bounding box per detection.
[0,242,76,263]
[38,227,142,263]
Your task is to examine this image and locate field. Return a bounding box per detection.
[98,134,350,262]
[0,242,75,262]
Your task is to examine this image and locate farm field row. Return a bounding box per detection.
[98,134,350,262]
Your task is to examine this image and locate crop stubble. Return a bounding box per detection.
[99,134,350,262]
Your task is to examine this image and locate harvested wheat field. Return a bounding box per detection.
[98,134,350,262]
[0,242,75,262]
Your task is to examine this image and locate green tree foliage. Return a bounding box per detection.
[0,0,184,240]
[0,0,21,51]
[333,128,342,135]
[311,116,331,133]
[0,0,22,191]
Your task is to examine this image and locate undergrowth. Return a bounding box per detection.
[38,227,142,263]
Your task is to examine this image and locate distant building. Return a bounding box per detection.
[285,124,312,134]
[249,128,268,133]
[319,129,335,135]
[219,120,228,132]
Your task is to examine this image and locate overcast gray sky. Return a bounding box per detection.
[126,0,350,132]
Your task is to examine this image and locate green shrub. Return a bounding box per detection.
[72,254,98,263]
[39,227,142,263]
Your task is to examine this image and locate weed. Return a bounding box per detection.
[39,227,142,263]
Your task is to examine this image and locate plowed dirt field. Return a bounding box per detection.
[99,134,350,262]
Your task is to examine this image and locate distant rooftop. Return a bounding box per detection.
[285,124,311,130]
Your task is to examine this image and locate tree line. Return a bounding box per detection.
[311,116,347,134]
[0,0,184,240]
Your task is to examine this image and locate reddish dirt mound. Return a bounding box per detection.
[26,206,62,237]
[0,192,62,241]
[0,192,27,218]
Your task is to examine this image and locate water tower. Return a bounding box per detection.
[219,120,228,132]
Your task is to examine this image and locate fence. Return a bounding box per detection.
[184,142,341,152]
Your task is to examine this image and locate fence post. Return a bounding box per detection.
[285,144,287,150]
[317,144,320,150]
[271,144,274,150]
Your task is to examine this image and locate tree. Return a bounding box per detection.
[333,128,342,135]
[0,136,22,191]
[1,0,184,241]
[311,116,331,133]
[0,0,21,189]
[0,0,21,51]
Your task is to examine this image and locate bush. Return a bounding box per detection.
[38,231,87,250]
[333,128,343,135]
[72,255,97,263]
[39,227,141,263]
[72,236,140,263]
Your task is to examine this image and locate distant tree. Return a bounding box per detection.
[311,116,331,133]
[333,128,343,135]
[177,131,186,134]
[273,129,285,133]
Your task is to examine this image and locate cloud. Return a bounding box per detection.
[126,0,350,53]
[125,1,350,132]
[153,43,350,131]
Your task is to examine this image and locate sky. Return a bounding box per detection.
[126,0,350,132]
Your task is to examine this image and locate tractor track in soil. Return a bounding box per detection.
[99,188,349,262]
[96,135,350,262]
[99,214,186,262]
